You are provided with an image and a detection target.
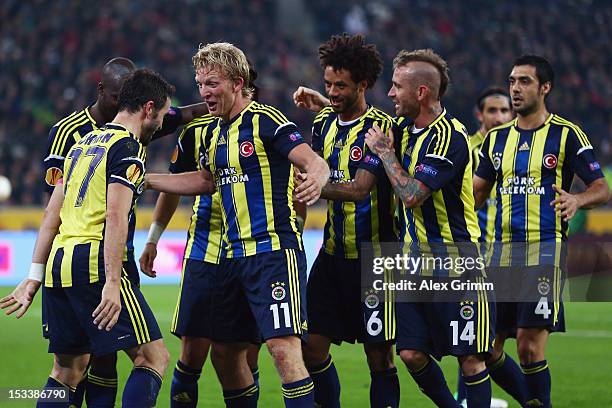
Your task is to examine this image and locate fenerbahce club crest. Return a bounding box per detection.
[271,281,286,301]
[459,301,475,320]
[364,289,380,309]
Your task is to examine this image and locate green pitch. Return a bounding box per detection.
[1,285,611,407]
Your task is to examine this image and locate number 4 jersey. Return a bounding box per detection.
[45,123,146,288]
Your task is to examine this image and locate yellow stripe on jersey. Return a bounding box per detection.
[323,119,339,254]
[50,110,82,155]
[88,241,100,284]
[227,114,253,256]
[171,258,189,333]
[253,114,282,252]
[500,127,520,244]
[59,245,74,286]
[408,134,430,244]
[554,129,568,242]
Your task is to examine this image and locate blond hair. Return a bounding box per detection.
[393,49,450,99]
[192,42,253,98]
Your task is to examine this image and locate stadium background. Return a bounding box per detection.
[0,0,611,406]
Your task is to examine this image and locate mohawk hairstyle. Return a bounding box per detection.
[318,33,383,89]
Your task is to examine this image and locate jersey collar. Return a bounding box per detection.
[105,122,138,140]
[410,108,447,136]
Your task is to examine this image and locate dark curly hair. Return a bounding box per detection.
[318,33,383,89]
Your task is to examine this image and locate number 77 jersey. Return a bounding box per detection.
[45,123,146,288]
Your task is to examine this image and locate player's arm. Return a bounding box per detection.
[473,176,494,209]
[178,102,209,123]
[0,182,64,318]
[290,144,330,206]
[320,169,376,201]
[93,183,132,331]
[152,103,209,141]
[551,178,610,222]
[364,124,431,208]
[144,170,215,195]
[140,192,180,277]
[550,127,611,221]
[293,86,330,112]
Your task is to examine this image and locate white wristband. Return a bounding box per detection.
[146,222,166,245]
[28,263,45,282]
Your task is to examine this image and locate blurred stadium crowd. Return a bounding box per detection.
[0,0,610,205]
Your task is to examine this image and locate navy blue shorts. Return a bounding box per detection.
[494,266,566,334]
[210,249,307,343]
[396,296,495,360]
[43,277,162,356]
[42,259,140,339]
[308,250,395,344]
[171,259,216,338]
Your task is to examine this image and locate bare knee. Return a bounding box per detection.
[301,334,331,367]
[458,354,486,376]
[210,342,252,389]
[364,342,394,372]
[399,349,428,372]
[517,329,547,364]
[51,354,90,388]
[89,353,118,377]
[267,336,308,383]
[130,340,170,376]
[180,336,211,370]
[246,343,261,372]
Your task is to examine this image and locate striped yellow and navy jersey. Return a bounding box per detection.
[45,123,146,287]
[312,105,397,259]
[470,130,496,242]
[476,114,604,243]
[396,110,480,244]
[44,104,183,260]
[169,115,225,264]
[199,101,305,258]
[44,106,101,194]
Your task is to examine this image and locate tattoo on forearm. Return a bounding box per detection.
[379,151,429,206]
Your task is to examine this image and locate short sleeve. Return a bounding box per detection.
[414,131,468,191]
[565,126,604,184]
[42,124,76,193]
[107,138,145,193]
[475,134,496,182]
[270,122,307,159]
[311,108,332,152]
[152,106,183,141]
[169,126,197,174]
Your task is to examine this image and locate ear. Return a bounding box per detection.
[233,77,245,94]
[475,109,484,124]
[540,82,552,97]
[143,100,156,118]
[358,80,369,92]
[97,82,104,95]
[416,85,429,101]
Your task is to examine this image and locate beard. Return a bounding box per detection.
[139,123,158,146]
[513,98,539,116]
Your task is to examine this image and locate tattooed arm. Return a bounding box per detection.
[365,124,431,208]
[320,169,376,201]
